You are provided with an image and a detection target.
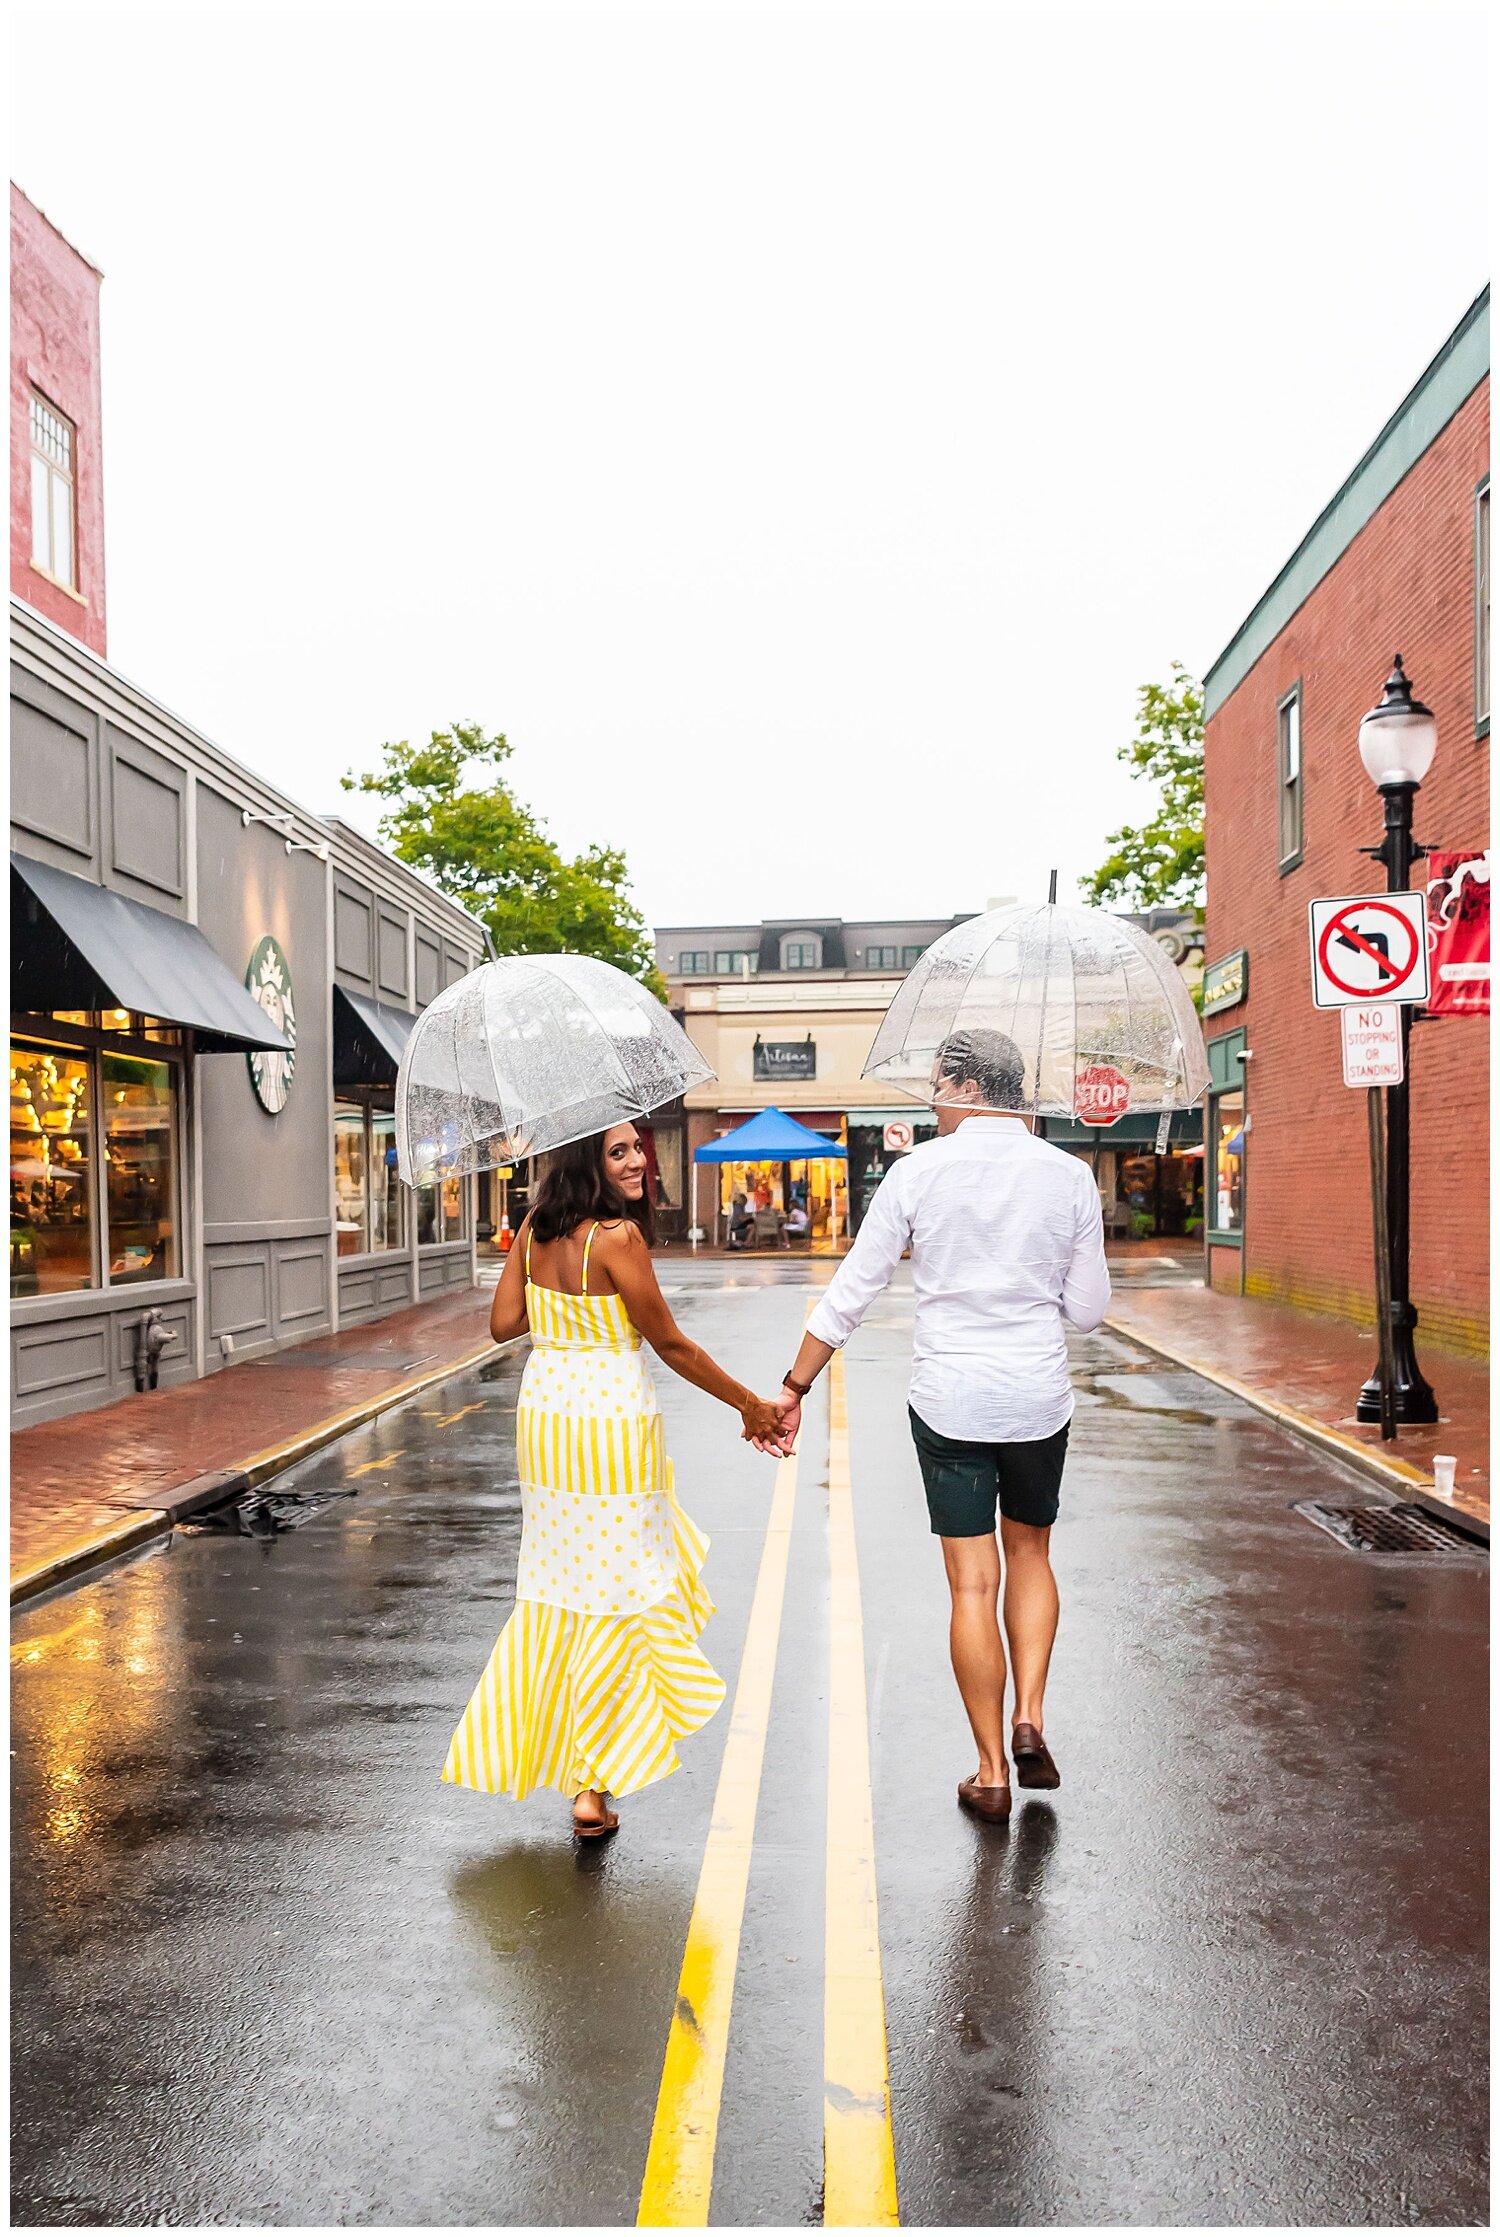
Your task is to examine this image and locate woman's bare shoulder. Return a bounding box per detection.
[592,1218,652,1264]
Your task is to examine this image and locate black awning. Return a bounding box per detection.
[11,853,293,1055]
[333,983,418,1085]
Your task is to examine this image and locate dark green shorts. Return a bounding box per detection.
[908,1407,1069,1536]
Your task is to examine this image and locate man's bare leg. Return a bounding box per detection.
[999,1516,1059,1733]
[941,1533,1009,1787]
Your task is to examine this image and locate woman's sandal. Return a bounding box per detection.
[572,1793,620,1841]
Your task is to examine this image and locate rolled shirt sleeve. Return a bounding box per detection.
[1060,1174,1112,1332]
[805,1163,914,1349]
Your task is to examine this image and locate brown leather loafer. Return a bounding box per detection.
[957,1775,1013,1823]
[1011,1723,1060,1789]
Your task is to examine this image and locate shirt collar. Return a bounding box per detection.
[950,1115,1031,1136]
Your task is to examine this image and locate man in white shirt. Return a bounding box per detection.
[769,1027,1111,1822]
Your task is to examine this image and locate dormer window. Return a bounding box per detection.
[781,935,822,970]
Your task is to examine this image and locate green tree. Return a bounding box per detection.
[1082,663,1205,912]
[344,723,666,998]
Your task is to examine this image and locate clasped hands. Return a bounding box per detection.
[740,1389,801,1456]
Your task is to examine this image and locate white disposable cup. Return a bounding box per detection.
[1431,1454,1458,1499]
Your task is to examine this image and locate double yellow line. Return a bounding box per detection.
[637,1351,898,2228]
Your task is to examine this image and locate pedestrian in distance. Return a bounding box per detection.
[760,1028,1110,1822]
[442,1122,786,1840]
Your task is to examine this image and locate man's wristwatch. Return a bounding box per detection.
[781,1370,812,1398]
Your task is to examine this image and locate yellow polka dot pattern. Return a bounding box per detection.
[440,1266,726,1801]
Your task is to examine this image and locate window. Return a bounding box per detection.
[417,1174,468,1245]
[782,938,821,970]
[102,1053,178,1282]
[866,945,898,969]
[713,949,755,974]
[1211,1091,1245,1235]
[1477,480,1490,733]
[30,393,76,590]
[335,1099,405,1256]
[11,1044,93,1293]
[1277,685,1303,870]
[901,944,925,967]
[677,951,711,975]
[11,1017,182,1298]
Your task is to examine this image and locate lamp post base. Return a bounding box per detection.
[1357,1307,1439,1425]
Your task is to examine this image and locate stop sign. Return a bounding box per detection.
[1073,1063,1131,1125]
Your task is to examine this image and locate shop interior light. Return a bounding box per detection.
[1358,654,1437,787]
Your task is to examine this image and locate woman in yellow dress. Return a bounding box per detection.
[441,1120,785,1838]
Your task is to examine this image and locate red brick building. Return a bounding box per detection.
[10,183,107,655]
[1202,288,1488,1359]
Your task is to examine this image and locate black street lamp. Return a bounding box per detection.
[1355,654,1439,1426]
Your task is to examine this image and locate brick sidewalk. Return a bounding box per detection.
[10,1287,493,1589]
[1106,1283,1488,1528]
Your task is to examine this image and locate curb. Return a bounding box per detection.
[10,1336,500,1610]
[1102,1314,1489,1546]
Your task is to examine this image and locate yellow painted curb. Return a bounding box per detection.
[10,1335,503,1609]
[9,1509,172,1606]
[1103,1313,1439,1493]
[233,1340,499,1492]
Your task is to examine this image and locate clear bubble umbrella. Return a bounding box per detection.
[395,953,714,1185]
[862,901,1209,1127]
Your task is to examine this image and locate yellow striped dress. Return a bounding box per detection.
[441,1223,726,1801]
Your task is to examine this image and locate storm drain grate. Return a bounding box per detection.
[1294,1500,1483,1555]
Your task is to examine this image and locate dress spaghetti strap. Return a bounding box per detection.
[579,1220,601,1293]
[524,1227,532,1281]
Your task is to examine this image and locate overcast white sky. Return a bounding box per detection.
[11,4,1489,930]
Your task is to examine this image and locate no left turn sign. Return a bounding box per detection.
[1308,892,1430,1009]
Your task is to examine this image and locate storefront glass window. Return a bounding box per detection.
[371,1113,402,1252]
[103,1053,179,1283]
[717,1156,846,1244]
[441,1174,465,1238]
[652,1129,684,1214]
[1212,1092,1245,1234]
[334,1106,368,1256]
[11,1043,94,1296]
[417,1186,439,1244]
[335,1103,405,1256]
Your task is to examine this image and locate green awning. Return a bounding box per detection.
[1040,1109,1203,1149]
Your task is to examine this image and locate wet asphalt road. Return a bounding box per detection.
[11,1266,1488,2227]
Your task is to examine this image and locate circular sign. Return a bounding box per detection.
[1074,1063,1130,1125]
[1315,900,1422,1000]
[245,934,297,1113]
[883,1119,915,1153]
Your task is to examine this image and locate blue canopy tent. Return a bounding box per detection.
[691,1106,848,1250]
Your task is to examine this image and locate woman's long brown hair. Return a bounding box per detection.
[527,1128,657,1247]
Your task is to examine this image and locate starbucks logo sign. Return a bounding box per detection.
[246,935,297,1113]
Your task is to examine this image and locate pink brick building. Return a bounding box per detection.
[10,183,107,655]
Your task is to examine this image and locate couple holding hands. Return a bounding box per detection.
[441,1025,1109,1841]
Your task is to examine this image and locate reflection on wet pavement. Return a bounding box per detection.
[10,1273,1488,2227]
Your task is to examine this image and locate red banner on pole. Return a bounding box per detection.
[1424,850,1490,1016]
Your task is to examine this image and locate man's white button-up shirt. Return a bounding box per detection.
[807,1116,1112,1443]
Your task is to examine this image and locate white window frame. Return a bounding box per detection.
[1277,683,1303,873]
[1477,478,1490,736]
[29,391,77,591]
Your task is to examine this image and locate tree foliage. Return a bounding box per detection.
[1082,664,1205,911]
[344,723,665,998]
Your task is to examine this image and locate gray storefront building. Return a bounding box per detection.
[10,600,490,1427]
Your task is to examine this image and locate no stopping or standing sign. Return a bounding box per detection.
[1340,1004,1405,1087]
[1309,892,1430,1009]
